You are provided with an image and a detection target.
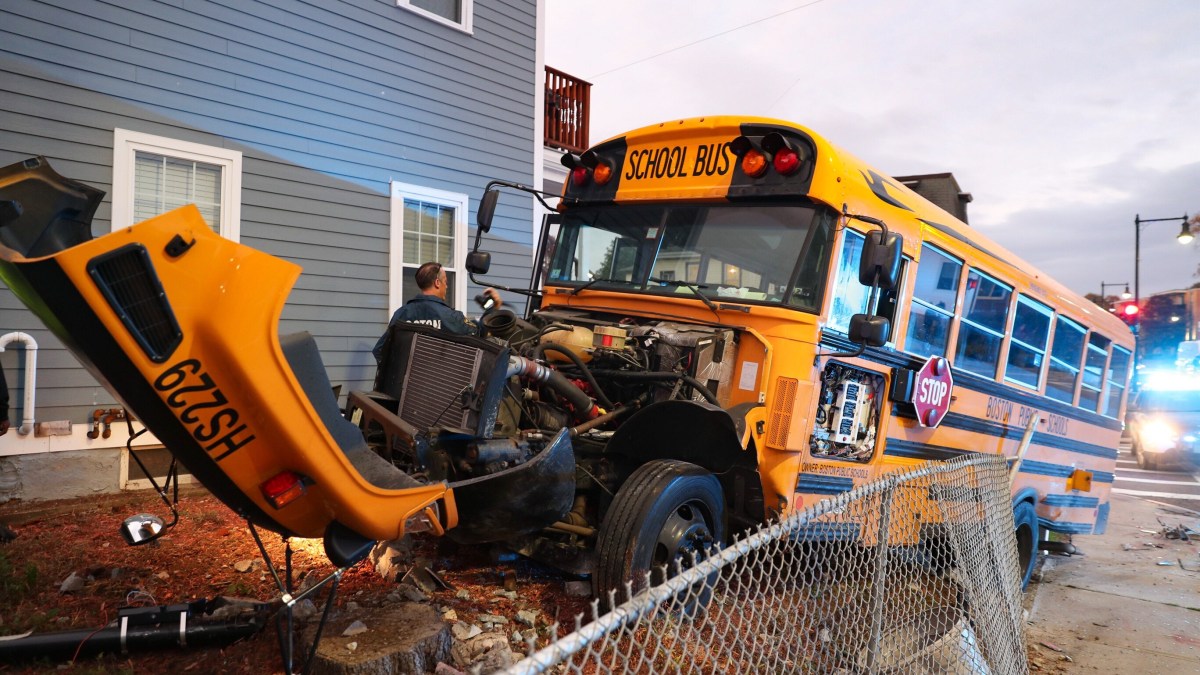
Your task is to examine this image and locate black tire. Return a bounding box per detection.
[594,460,725,613]
[1013,500,1039,590]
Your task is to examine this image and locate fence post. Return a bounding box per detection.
[864,479,896,674]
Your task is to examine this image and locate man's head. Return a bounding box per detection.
[415,261,449,300]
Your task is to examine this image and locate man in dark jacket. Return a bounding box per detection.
[372,262,502,363]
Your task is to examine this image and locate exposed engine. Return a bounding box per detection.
[361,307,740,566]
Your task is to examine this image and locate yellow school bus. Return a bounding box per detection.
[0,115,1130,602]
[469,115,1131,592]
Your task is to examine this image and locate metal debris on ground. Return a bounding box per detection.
[425,566,455,590]
[1157,523,1194,541]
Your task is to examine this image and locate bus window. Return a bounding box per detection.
[1005,295,1053,389]
[1079,333,1112,412]
[1045,316,1086,404]
[955,270,1012,378]
[904,244,961,357]
[828,229,903,340]
[1105,346,1131,417]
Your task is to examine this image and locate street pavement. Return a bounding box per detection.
[1111,439,1200,512]
[1023,488,1200,673]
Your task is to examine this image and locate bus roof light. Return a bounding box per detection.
[741,150,768,177]
[761,132,801,175]
[571,165,591,187]
[593,162,613,185]
[773,147,801,175]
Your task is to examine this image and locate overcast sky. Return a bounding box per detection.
[546,0,1200,300]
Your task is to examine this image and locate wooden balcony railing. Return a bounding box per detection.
[544,66,591,154]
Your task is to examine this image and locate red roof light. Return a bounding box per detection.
[773,147,801,175]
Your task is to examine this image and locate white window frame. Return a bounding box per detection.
[389,181,468,315]
[397,0,473,34]
[111,128,242,240]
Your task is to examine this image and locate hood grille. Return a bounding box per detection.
[87,244,181,363]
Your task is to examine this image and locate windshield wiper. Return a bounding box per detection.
[569,276,631,296]
[647,277,719,313]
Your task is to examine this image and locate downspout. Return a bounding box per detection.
[0,332,37,435]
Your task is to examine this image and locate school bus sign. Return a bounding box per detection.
[914,356,953,428]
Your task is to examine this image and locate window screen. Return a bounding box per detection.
[412,0,461,21]
[133,151,223,231]
[401,198,458,305]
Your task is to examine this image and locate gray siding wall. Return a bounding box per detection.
[0,0,537,425]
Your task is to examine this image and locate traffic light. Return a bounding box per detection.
[1113,299,1140,324]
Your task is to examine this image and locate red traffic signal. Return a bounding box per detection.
[1113,299,1140,323]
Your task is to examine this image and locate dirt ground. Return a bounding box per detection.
[1,487,1068,674]
[0,488,588,674]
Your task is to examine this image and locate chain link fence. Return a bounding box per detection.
[504,454,1026,674]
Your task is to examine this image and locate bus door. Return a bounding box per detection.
[794,227,907,532]
[529,213,562,312]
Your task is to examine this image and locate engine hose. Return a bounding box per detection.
[569,394,647,437]
[507,356,600,421]
[589,370,720,405]
[531,343,616,410]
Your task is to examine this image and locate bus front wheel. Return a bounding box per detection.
[594,460,725,613]
[1013,500,1039,590]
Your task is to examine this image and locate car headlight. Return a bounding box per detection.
[1142,419,1180,451]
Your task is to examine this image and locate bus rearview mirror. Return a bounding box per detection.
[477,189,499,234]
[466,250,491,275]
[859,231,903,290]
[848,314,890,348]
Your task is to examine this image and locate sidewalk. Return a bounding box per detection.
[1023,493,1200,672]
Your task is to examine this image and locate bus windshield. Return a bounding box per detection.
[547,203,835,312]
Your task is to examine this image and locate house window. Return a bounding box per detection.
[389,182,467,315]
[111,129,241,240]
[398,0,473,32]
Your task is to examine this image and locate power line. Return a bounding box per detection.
[585,0,831,80]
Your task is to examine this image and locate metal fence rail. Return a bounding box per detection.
[504,454,1026,674]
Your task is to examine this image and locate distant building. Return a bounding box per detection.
[894,173,973,224]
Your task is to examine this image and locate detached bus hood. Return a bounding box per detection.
[0,157,455,542]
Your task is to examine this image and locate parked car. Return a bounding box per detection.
[1127,385,1200,470]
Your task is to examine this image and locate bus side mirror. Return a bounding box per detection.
[477,189,499,234]
[848,314,890,347]
[466,250,491,275]
[859,231,903,290]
